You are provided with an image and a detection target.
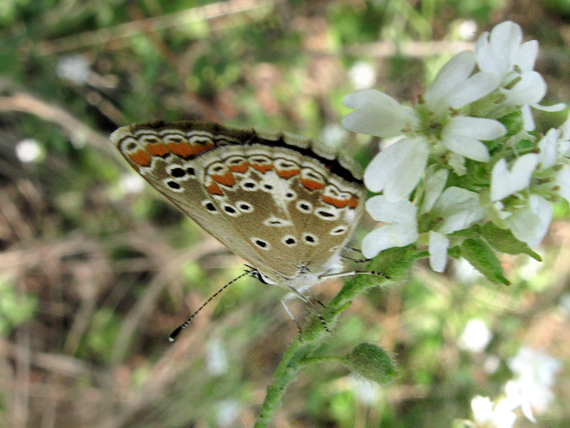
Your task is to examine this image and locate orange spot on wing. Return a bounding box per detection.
[251,164,274,173]
[167,142,194,158]
[322,195,360,208]
[146,142,169,157]
[206,182,223,195]
[212,171,236,187]
[192,142,215,156]
[301,178,325,191]
[129,150,152,167]
[276,169,300,179]
[228,162,249,173]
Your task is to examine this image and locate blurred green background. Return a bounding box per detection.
[0,0,569,427]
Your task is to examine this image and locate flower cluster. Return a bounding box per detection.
[343,21,569,280]
[464,347,561,428]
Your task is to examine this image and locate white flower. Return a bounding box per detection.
[348,61,377,90]
[425,187,486,272]
[471,395,517,428]
[344,50,505,200]
[15,138,43,163]
[505,194,552,247]
[57,55,91,85]
[475,21,565,131]
[508,347,561,419]
[490,154,538,201]
[361,196,419,259]
[458,319,492,353]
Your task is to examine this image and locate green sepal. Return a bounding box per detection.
[342,342,397,384]
[459,238,510,285]
[481,222,541,261]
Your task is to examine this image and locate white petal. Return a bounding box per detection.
[506,195,552,247]
[442,135,491,162]
[537,128,560,169]
[504,72,546,106]
[364,139,412,193]
[365,195,418,224]
[517,40,538,71]
[471,396,494,424]
[383,139,430,201]
[446,71,499,108]
[421,168,449,213]
[557,169,570,204]
[448,153,467,176]
[491,21,523,69]
[429,231,450,273]
[424,51,475,108]
[491,154,538,201]
[342,90,415,137]
[521,104,535,131]
[516,40,538,71]
[532,102,566,112]
[361,223,419,258]
[447,116,507,141]
[434,187,485,233]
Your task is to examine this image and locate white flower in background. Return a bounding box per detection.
[118,174,145,195]
[457,19,477,41]
[361,197,419,259]
[458,319,492,353]
[470,394,517,428]
[15,138,43,163]
[319,123,348,149]
[348,61,377,90]
[344,51,505,201]
[475,21,565,131]
[206,338,229,376]
[215,399,241,428]
[57,55,91,85]
[508,347,561,420]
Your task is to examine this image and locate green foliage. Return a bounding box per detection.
[0,278,37,336]
[459,238,510,285]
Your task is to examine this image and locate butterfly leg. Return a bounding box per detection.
[282,290,331,333]
[341,247,372,263]
[318,270,390,281]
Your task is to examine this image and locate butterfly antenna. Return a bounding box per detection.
[168,268,255,342]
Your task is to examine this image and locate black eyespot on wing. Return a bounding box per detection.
[167,181,181,189]
[170,167,185,177]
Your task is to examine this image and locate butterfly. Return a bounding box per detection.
[110,120,371,337]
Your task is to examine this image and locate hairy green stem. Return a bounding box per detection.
[253,245,417,427]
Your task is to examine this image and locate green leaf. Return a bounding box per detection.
[482,222,542,261]
[343,343,397,384]
[459,238,510,285]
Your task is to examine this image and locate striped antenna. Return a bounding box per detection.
[169,268,256,342]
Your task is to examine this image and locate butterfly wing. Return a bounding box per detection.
[111,120,366,283]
